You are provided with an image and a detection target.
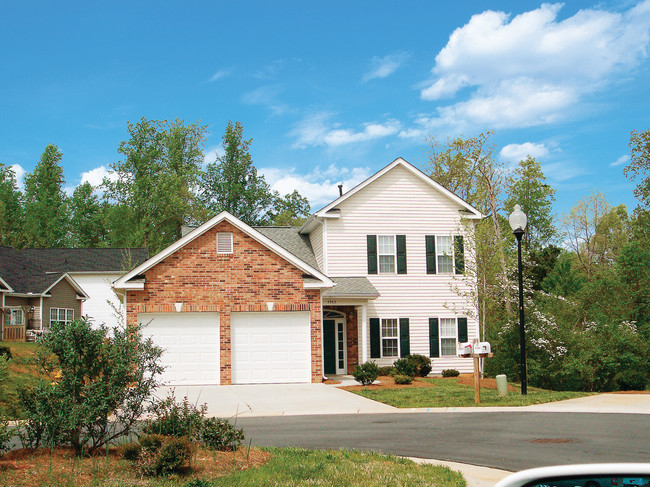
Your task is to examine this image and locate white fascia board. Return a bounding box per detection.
[314,158,485,220]
[303,281,334,289]
[0,276,14,292]
[43,273,90,299]
[114,211,333,289]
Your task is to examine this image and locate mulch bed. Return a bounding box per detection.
[341,374,517,392]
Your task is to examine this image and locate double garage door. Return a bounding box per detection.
[139,311,311,385]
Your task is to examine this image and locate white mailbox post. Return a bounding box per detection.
[458,338,493,404]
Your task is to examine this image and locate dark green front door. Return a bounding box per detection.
[323,319,336,375]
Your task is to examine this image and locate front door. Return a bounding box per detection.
[323,317,346,376]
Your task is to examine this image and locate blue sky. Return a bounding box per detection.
[1,1,649,216]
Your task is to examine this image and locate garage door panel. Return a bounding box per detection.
[231,311,311,384]
[139,312,220,386]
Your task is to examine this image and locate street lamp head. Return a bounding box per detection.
[509,204,527,233]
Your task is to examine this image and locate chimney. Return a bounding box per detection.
[338,184,343,196]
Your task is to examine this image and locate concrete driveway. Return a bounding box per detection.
[153,383,396,418]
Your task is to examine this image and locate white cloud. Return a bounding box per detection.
[261,164,371,208]
[500,142,550,163]
[208,69,230,82]
[362,52,409,82]
[542,161,588,182]
[80,165,116,187]
[9,164,25,190]
[610,154,630,167]
[290,112,401,148]
[203,146,224,166]
[414,1,650,131]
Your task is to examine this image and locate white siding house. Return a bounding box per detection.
[69,273,123,328]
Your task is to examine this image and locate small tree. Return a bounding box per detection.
[19,318,163,455]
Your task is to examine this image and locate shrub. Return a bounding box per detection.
[143,392,207,439]
[0,346,11,360]
[138,434,166,453]
[393,374,413,385]
[408,354,432,377]
[353,361,380,386]
[393,357,417,378]
[17,318,164,455]
[442,369,460,378]
[119,441,142,461]
[200,417,244,451]
[378,366,394,376]
[139,436,193,477]
[614,370,648,391]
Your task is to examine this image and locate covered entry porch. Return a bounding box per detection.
[321,277,379,377]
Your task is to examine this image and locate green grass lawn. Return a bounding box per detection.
[351,377,592,408]
[0,342,48,418]
[210,448,466,487]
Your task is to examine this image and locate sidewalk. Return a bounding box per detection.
[409,457,512,487]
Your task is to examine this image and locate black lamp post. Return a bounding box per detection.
[509,204,528,395]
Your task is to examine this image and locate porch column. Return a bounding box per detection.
[357,304,368,363]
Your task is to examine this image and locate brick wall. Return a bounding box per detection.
[126,221,322,384]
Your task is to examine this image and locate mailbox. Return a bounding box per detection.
[457,342,473,357]
[474,342,491,354]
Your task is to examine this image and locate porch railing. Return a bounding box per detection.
[2,325,26,342]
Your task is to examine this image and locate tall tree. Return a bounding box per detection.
[624,128,650,210]
[270,190,311,226]
[200,121,276,225]
[103,118,206,254]
[68,182,107,247]
[504,156,556,251]
[0,163,24,247]
[22,144,69,247]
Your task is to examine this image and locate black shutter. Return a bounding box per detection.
[370,318,380,359]
[454,236,465,274]
[399,318,410,357]
[458,317,468,343]
[396,235,407,274]
[429,318,439,358]
[426,235,436,274]
[367,235,377,275]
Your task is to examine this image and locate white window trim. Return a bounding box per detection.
[436,235,454,274]
[5,308,24,327]
[377,235,397,274]
[50,307,74,325]
[217,232,233,254]
[380,317,399,358]
[439,317,458,357]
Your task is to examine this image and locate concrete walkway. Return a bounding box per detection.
[409,458,512,487]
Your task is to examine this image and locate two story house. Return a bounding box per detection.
[113,158,484,385]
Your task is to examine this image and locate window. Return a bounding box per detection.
[5,308,23,326]
[440,318,457,356]
[217,232,233,254]
[437,236,453,274]
[50,308,74,325]
[381,318,399,358]
[377,235,396,273]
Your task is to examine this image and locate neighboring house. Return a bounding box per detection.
[0,247,149,341]
[114,158,484,386]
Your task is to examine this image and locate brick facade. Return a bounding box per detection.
[126,221,322,384]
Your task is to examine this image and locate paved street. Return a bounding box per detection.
[236,411,650,472]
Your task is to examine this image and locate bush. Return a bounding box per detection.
[408,354,432,377]
[200,417,244,451]
[119,441,142,461]
[17,318,164,455]
[139,436,193,477]
[138,434,166,453]
[614,370,648,391]
[0,346,11,360]
[393,357,417,378]
[393,374,413,385]
[353,361,380,386]
[442,369,460,378]
[378,366,394,376]
[143,392,207,439]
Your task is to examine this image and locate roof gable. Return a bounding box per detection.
[114,212,333,290]
[311,157,484,221]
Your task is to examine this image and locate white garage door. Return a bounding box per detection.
[139,312,220,386]
[231,311,311,384]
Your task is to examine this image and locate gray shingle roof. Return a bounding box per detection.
[254,226,320,271]
[0,247,149,294]
[322,277,379,298]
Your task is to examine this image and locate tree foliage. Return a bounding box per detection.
[271,190,311,226]
[0,163,23,247]
[625,128,650,209]
[68,182,107,247]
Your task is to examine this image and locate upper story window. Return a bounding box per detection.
[437,236,454,273]
[5,308,23,326]
[426,235,464,275]
[367,235,407,275]
[50,308,74,325]
[217,232,233,254]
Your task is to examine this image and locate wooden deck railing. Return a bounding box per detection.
[2,325,26,342]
